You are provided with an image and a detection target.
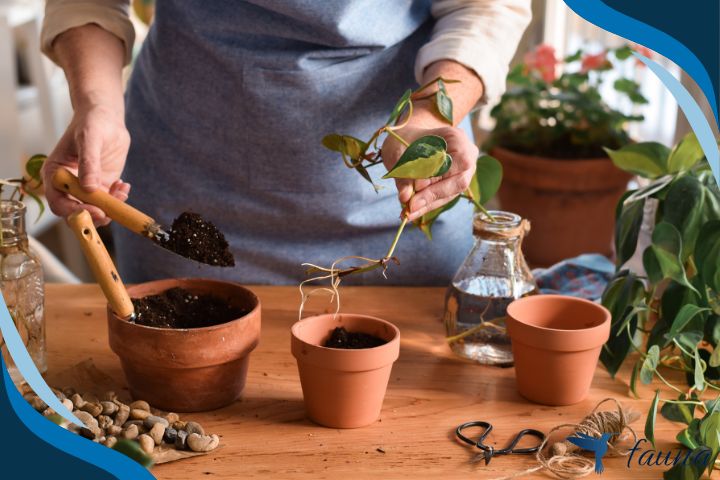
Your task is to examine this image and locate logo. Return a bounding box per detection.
[566,432,614,473]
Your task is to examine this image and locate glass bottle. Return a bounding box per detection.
[0,200,46,386]
[444,210,536,366]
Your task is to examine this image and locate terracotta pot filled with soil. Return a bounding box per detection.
[291,313,400,428]
[108,278,261,412]
[505,294,610,406]
[491,146,632,267]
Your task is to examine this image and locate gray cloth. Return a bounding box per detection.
[114,0,474,285]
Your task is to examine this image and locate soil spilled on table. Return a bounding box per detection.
[156,212,235,267]
[131,287,247,329]
[324,327,387,349]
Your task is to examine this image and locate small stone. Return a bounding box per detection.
[61,398,73,411]
[78,427,96,440]
[171,420,186,430]
[98,415,114,429]
[100,401,118,416]
[102,391,117,402]
[122,424,139,440]
[106,425,122,436]
[149,423,165,445]
[74,411,98,429]
[130,408,151,420]
[138,434,154,454]
[184,421,205,436]
[129,400,150,412]
[187,433,220,452]
[144,415,169,429]
[51,388,66,401]
[42,407,56,417]
[163,427,178,443]
[26,395,47,412]
[103,436,118,448]
[164,412,179,424]
[115,405,130,426]
[62,387,76,398]
[80,402,103,417]
[175,430,188,450]
[70,393,84,409]
[123,420,147,432]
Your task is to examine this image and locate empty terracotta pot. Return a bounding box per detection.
[108,278,261,412]
[291,313,400,428]
[505,294,610,406]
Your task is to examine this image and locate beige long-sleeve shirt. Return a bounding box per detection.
[41,0,530,104]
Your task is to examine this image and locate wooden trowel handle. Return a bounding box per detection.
[68,209,135,319]
[53,168,156,236]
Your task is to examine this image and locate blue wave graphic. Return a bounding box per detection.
[563,0,719,125]
[1,356,155,478]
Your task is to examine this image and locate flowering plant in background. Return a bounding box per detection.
[487,44,650,158]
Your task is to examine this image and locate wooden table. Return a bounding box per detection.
[44,284,682,479]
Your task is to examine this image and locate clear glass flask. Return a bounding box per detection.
[444,210,536,366]
[0,200,46,386]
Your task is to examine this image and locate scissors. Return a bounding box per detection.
[455,421,545,465]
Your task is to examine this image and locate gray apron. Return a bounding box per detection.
[115,0,474,285]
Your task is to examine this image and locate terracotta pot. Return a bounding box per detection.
[108,278,261,412]
[491,146,632,267]
[505,294,611,406]
[291,313,400,428]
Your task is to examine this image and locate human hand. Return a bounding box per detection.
[381,100,478,221]
[42,102,131,226]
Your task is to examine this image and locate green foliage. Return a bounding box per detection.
[0,155,47,227]
[601,132,720,478]
[487,44,645,158]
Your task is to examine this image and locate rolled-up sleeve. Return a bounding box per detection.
[415,0,532,105]
[41,0,135,65]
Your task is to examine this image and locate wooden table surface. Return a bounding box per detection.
[43,284,684,479]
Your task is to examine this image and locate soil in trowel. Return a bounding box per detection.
[131,287,247,329]
[324,327,387,349]
[157,212,235,267]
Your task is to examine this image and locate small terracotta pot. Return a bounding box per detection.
[491,146,632,266]
[108,278,261,412]
[505,295,610,406]
[291,313,400,428]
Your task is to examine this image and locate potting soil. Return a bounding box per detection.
[132,287,247,328]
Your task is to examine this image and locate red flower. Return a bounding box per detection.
[524,44,558,83]
[581,51,610,73]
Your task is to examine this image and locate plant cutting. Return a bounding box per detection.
[486,43,649,265]
[599,132,720,479]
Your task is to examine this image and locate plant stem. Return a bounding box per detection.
[654,369,686,395]
[386,217,408,259]
[463,188,496,222]
[446,319,506,344]
[385,128,409,148]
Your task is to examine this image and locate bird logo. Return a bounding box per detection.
[566,432,615,474]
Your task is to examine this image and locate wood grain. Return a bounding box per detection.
[43,285,687,479]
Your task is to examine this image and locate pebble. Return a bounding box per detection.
[122,424,139,440]
[130,408,151,420]
[98,415,114,429]
[149,423,165,445]
[74,411,98,429]
[123,420,147,432]
[175,430,188,450]
[42,408,55,417]
[103,436,117,448]
[129,400,150,412]
[138,434,154,454]
[78,427,96,440]
[172,420,186,431]
[62,387,76,398]
[144,415,169,429]
[70,393,84,409]
[102,391,117,402]
[100,401,118,416]
[26,395,47,412]
[185,421,205,436]
[163,427,178,443]
[114,405,130,426]
[80,402,103,417]
[187,433,220,452]
[106,425,122,436]
[61,398,73,411]
[164,412,179,424]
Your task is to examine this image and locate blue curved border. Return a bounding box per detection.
[563,0,718,125]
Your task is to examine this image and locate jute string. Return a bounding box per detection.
[493,398,638,480]
[473,217,531,242]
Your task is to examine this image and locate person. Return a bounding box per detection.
[40,0,531,285]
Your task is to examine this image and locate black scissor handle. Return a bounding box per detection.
[496,428,545,455]
[455,421,545,466]
[455,421,493,447]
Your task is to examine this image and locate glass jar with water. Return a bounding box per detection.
[0,200,45,385]
[444,210,536,366]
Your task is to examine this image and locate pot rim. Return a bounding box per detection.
[109,277,261,333]
[291,312,400,352]
[507,294,609,333]
[490,145,611,163]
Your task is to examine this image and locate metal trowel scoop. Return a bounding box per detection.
[67,209,135,320]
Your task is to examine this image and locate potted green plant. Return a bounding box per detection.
[600,132,720,479]
[292,80,501,428]
[486,43,648,266]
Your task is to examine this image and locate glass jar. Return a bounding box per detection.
[443,210,536,366]
[0,200,45,386]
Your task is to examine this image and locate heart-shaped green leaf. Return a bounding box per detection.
[434,80,453,124]
[650,221,697,292]
[25,154,46,183]
[321,134,367,160]
[386,89,412,125]
[645,390,660,448]
[667,304,710,340]
[469,155,502,207]
[696,221,720,292]
[604,142,670,179]
[663,175,704,258]
[642,247,663,284]
[615,196,645,266]
[694,348,706,391]
[383,135,451,180]
[414,197,460,240]
[676,419,702,450]
[668,132,704,173]
[640,345,660,384]
[661,394,696,424]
